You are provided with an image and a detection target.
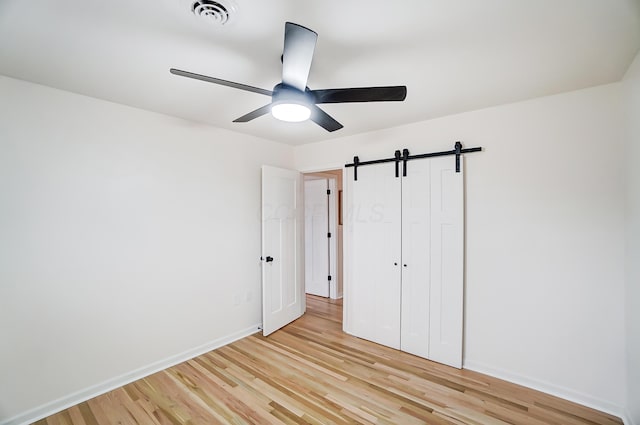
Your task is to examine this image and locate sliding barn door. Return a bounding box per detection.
[401,156,464,368]
[261,166,304,336]
[346,156,464,368]
[346,163,402,349]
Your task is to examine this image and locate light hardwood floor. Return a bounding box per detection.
[36,295,621,425]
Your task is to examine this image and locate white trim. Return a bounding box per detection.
[0,324,261,425]
[463,360,624,422]
[298,164,345,174]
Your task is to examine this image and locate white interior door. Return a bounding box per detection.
[327,178,338,299]
[304,178,330,297]
[401,156,464,368]
[346,163,402,349]
[262,166,304,336]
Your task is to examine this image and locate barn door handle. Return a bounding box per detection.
[265,256,274,262]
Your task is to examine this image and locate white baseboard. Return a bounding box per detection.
[463,360,624,422]
[623,408,637,425]
[0,324,261,425]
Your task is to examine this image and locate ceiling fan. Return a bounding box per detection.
[170,22,407,132]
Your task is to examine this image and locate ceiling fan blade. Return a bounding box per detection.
[310,105,343,132]
[170,68,272,96]
[281,22,318,92]
[311,86,407,104]
[232,104,272,122]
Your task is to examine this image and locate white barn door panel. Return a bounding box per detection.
[347,163,402,349]
[401,157,464,368]
[261,166,304,336]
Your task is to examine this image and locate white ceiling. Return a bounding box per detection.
[1,0,639,145]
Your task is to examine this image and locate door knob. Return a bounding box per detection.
[265,256,274,262]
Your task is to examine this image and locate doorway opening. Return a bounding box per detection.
[303,169,344,323]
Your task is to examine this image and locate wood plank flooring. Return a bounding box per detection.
[35,295,621,425]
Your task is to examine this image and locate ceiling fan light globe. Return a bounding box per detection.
[271,102,311,122]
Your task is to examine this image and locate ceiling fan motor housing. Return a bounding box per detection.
[270,83,314,122]
[271,83,313,107]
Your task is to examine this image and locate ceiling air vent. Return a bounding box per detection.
[189,0,235,25]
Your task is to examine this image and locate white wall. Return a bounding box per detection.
[624,51,640,425]
[0,75,293,423]
[295,83,627,414]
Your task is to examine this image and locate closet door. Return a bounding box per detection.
[401,156,464,368]
[347,162,402,349]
